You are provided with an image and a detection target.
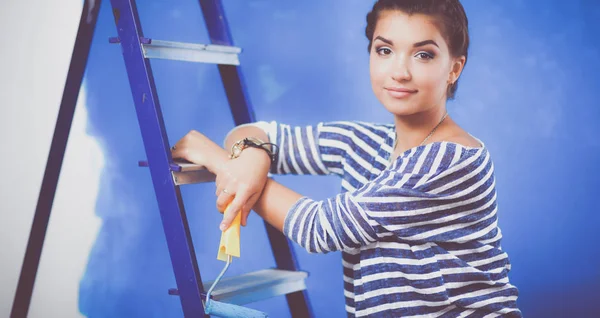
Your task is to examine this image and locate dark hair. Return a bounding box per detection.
[365,0,470,100]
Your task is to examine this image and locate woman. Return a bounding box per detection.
[171,0,522,316]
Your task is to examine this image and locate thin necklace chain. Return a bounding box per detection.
[391,111,449,161]
[420,111,448,146]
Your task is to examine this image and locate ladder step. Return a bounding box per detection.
[138,160,216,185]
[203,269,308,306]
[141,39,241,65]
[171,161,216,185]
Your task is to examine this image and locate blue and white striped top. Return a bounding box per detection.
[253,120,522,317]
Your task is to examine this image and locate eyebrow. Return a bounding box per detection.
[374,36,394,45]
[414,40,439,48]
[374,36,439,48]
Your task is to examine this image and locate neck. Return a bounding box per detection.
[393,105,448,154]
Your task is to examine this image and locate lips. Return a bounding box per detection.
[385,87,417,93]
[385,87,417,98]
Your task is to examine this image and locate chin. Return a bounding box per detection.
[381,98,421,117]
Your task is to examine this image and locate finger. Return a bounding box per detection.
[216,190,234,213]
[241,206,253,227]
[215,172,232,197]
[170,140,179,152]
[220,191,247,231]
[214,174,223,196]
[240,204,249,227]
[170,144,180,158]
[214,171,232,196]
[241,193,258,226]
[170,143,186,161]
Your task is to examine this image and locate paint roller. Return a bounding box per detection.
[203,204,268,318]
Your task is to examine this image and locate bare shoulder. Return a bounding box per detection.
[445,133,482,148]
[441,122,483,148]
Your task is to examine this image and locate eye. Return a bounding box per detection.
[376,47,393,56]
[415,51,435,60]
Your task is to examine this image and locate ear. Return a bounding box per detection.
[448,55,466,84]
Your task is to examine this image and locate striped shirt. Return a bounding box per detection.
[252,120,522,317]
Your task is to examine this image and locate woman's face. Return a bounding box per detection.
[369,10,463,117]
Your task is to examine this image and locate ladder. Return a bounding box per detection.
[108,0,313,317]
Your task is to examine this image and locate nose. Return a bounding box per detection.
[391,56,411,82]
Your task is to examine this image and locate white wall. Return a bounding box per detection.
[0,1,103,317]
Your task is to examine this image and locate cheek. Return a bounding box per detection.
[413,64,448,93]
[369,57,388,87]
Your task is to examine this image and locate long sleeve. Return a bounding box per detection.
[251,120,388,177]
[283,142,499,253]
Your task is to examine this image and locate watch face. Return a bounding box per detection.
[232,146,243,158]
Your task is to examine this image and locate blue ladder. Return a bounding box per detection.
[108,0,314,317]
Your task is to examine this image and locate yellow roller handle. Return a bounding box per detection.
[217,203,241,262]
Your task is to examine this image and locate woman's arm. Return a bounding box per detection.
[223,123,270,153]
[252,144,499,254]
[200,140,301,232]
[171,129,270,227]
[208,120,341,227]
[276,145,500,254]
[225,121,368,177]
[174,130,498,252]
[251,179,302,232]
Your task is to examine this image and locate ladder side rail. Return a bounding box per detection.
[10,2,102,317]
[197,1,315,317]
[109,0,207,316]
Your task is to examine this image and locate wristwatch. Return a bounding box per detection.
[229,137,278,163]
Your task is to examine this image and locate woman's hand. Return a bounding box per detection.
[171,130,272,231]
[170,130,227,171]
[214,147,271,229]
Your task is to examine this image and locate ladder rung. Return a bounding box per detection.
[138,160,216,185]
[172,164,216,185]
[203,269,308,306]
[142,39,242,65]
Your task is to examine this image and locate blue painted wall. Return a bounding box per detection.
[78,1,600,317]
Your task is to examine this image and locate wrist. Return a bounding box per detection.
[202,140,229,174]
[229,137,278,163]
[241,147,272,166]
